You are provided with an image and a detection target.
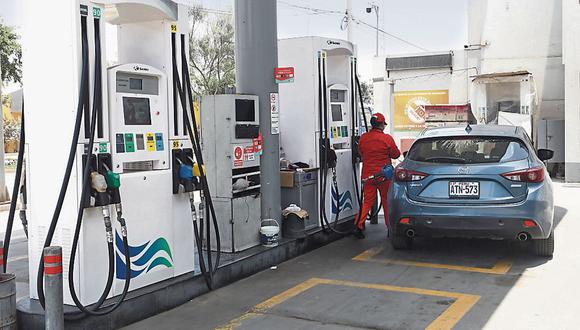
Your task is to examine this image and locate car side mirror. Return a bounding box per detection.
[537,149,554,161]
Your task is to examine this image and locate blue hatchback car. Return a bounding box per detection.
[388,125,555,256]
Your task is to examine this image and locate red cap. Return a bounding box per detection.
[372,113,385,124]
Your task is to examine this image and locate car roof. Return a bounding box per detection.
[417,125,524,139]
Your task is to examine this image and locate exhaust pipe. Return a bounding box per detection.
[405,229,416,238]
[517,232,530,241]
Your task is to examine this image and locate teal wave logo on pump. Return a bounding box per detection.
[331,186,353,214]
[115,233,173,279]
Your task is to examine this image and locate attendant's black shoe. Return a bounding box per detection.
[353,228,365,239]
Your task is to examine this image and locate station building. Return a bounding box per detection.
[373,0,579,182]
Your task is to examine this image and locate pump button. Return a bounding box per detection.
[124,133,135,153]
[155,133,164,151]
[136,134,145,150]
[146,133,156,152]
[116,134,125,153]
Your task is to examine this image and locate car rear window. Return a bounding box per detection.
[407,136,529,164]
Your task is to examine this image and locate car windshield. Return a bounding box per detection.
[407,136,529,164]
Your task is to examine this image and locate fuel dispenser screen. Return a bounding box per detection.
[235,99,256,122]
[129,78,143,90]
[123,97,152,125]
[331,105,343,121]
[330,90,345,102]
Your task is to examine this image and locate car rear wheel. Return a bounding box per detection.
[391,235,413,250]
[533,230,554,257]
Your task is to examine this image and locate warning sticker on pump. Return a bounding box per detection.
[234,146,243,160]
[233,146,244,167]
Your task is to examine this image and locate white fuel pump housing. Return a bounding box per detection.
[278,37,360,226]
[22,0,198,306]
[108,64,169,172]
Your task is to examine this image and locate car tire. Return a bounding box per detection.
[391,235,413,250]
[533,230,554,257]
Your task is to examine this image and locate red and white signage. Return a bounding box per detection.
[274,67,294,84]
[233,146,243,167]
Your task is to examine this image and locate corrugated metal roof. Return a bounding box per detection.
[386,53,453,72]
[471,71,530,81]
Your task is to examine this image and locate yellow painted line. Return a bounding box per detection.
[215,312,260,330]
[352,246,383,261]
[254,278,320,312]
[218,277,481,330]
[428,294,480,330]
[353,246,513,275]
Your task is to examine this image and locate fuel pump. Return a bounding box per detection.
[278,37,361,234]
[22,0,202,316]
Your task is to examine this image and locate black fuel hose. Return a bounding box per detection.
[192,216,211,289]
[180,33,222,272]
[355,75,370,132]
[171,32,221,288]
[316,55,327,233]
[66,16,131,317]
[349,62,362,227]
[317,54,352,235]
[2,111,25,272]
[36,13,90,308]
[170,33,210,288]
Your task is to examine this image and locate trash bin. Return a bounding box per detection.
[282,204,309,239]
[0,273,17,330]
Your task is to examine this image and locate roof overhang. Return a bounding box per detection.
[471,70,531,83]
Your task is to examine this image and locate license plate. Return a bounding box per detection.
[449,181,480,198]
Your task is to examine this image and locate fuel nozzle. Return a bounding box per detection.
[179,163,195,192]
[192,162,205,178]
[91,172,113,242]
[102,169,126,237]
[104,166,122,205]
[91,171,110,206]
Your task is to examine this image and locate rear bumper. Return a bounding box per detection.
[391,216,544,240]
[388,183,554,240]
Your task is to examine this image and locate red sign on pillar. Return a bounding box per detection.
[274,67,295,84]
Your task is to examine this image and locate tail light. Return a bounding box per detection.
[523,220,537,228]
[501,167,545,183]
[399,218,410,225]
[395,168,428,182]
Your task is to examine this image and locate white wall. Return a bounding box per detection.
[562,0,580,182]
[468,0,565,121]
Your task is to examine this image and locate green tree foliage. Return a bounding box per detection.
[188,7,235,96]
[0,23,22,84]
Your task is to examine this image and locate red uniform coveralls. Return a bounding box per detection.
[355,126,401,230]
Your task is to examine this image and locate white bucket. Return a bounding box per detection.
[260,219,280,247]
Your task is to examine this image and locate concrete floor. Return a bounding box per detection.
[122,182,580,330]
